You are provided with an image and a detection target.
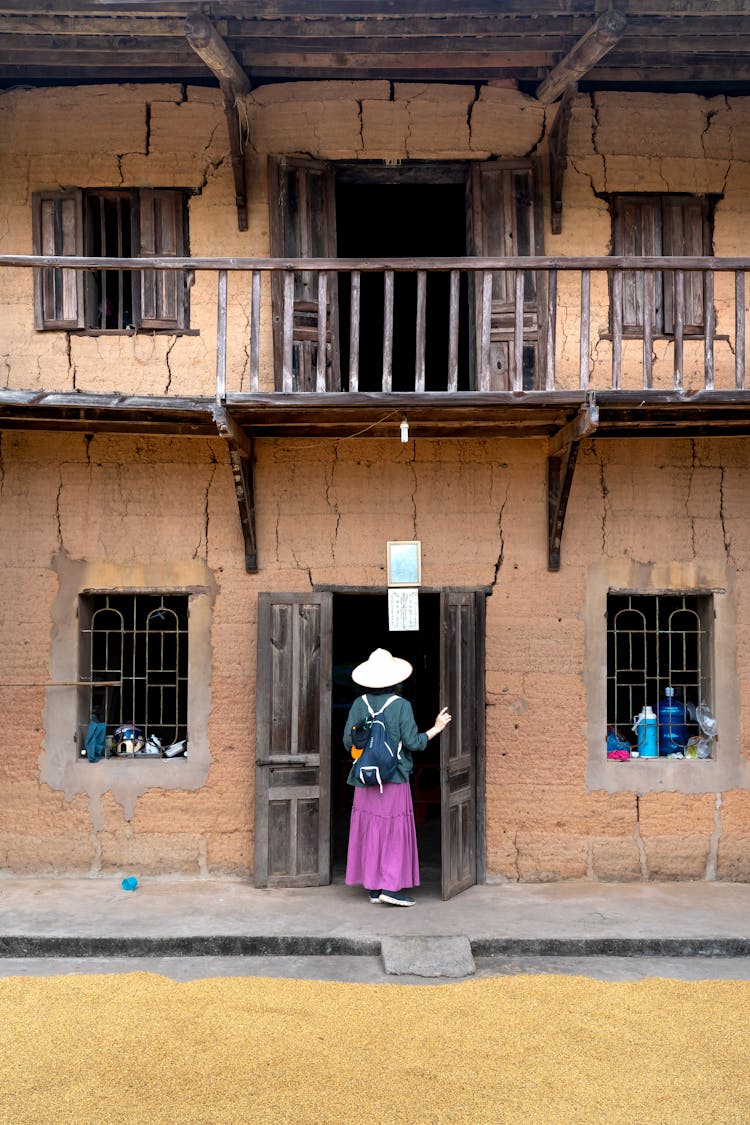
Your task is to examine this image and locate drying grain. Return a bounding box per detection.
[0,972,747,1123]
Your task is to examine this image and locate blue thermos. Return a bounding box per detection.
[633,705,658,758]
[658,687,689,756]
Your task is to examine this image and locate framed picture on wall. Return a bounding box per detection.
[386,541,422,587]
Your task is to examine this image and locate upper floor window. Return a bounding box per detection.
[611,193,716,337]
[32,188,189,332]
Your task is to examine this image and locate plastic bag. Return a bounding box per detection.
[607,726,632,761]
[696,701,718,740]
[685,735,712,760]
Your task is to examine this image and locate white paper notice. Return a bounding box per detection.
[388,587,420,631]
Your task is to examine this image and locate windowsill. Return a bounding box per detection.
[81,756,189,762]
[598,332,729,342]
[68,328,200,337]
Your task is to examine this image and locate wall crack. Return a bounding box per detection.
[719,464,732,563]
[634,794,649,880]
[705,792,722,880]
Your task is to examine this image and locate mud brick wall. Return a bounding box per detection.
[1,81,750,879]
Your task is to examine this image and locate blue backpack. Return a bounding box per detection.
[352,695,401,792]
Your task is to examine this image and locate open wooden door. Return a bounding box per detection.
[254,592,332,887]
[440,590,486,900]
[468,162,545,391]
[268,156,340,391]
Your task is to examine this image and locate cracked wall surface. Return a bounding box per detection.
[4,83,750,396]
[3,82,750,880]
[3,429,750,880]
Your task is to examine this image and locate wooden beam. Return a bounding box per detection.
[547,87,574,235]
[185,15,249,231]
[548,399,598,457]
[536,9,627,104]
[184,13,250,97]
[213,405,257,573]
[547,443,579,572]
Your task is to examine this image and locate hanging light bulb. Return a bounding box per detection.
[400,414,409,443]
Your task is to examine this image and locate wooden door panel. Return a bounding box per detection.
[440,589,484,900]
[470,164,544,390]
[255,592,332,887]
[269,156,340,391]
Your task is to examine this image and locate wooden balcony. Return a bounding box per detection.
[2,253,750,441]
[3,252,750,571]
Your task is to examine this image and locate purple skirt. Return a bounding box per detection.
[345,782,420,893]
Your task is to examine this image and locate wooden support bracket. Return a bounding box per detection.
[185,15,249,232]
[547,398,598,571]
[213,405,257,572]
[548,88,575,235]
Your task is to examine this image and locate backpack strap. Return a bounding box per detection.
[361,694,402,761]
[363,693,399,717]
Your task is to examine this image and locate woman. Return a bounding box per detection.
[343,648,451,907]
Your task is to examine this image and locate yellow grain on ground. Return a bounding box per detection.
[0,973,748,1124]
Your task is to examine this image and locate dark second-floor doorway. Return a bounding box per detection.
[269,156,546,392]
[336,177,471,391]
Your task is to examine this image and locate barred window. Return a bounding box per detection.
[79,593,188,759]
[32,188,189,332]
[606,592,713,760]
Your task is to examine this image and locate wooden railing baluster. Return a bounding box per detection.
[382,269,394,393]
[736,270,746,391]
[674,269,684,392]
[415,269,426,392]
[250,268,260,392]
[282,269,294,393]
[316,270,328,392]
[611,269,623,390]
[216,268,228,403]
[545,270,557,390]
[513,269,524,392]
[349,270,360,392]
[579,269,590,390]
[643,270,654,389]
[704,269,715,391]
[480,270,492,392]
[448,269,459,393]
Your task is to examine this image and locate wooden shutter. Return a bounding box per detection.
[439,590,484,900]
[269,157,340,391]
[612,195,663,333]
[135,189,187,330]
[32,189,84,329]
[662,195,708,334]
[469,163,544,390]
[254,592,332,888]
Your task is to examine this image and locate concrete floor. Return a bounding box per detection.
[2,954,750,984]
[1,876,750,981]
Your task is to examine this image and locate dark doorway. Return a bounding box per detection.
[335,180,471,391]
[331,592,442,883]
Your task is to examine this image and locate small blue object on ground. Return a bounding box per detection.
[121,877,138,891]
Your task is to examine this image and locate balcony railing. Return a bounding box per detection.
[3,254,750,399]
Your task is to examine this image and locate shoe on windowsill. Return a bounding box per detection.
[369,890,382,903]
[379,890,416,907]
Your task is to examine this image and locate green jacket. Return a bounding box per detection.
[343,691,429,786]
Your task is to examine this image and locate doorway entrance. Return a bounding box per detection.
[254,588,485,898]
[335,179,471,392]
[331,592,442,882]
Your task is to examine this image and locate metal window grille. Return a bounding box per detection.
[83,593,188,753]
[84,191,134,330]
[606,593,708,750]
